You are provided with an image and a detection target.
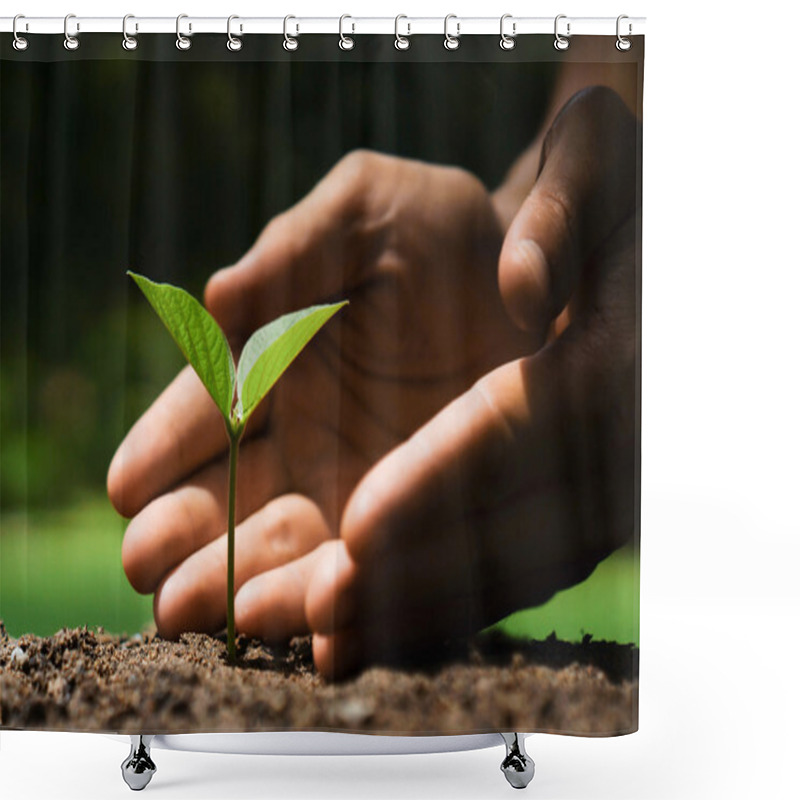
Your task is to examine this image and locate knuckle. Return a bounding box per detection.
[315,539,341,562]
[106,453,133,518]
[333,150,393,207]
[507,236,550,304]
[153,578,181,639]
[469,378,519,481]
[202,270,223,311]
[446,164,486,195]
[338,148,381,175]
[453,166,495,216]
[203,270,241,343]
[250,211,289,258]
[121,525,148,593]
[471,376,515,445]
[262,505,296,561]
[335,149,379,188]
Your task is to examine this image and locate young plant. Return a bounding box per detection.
[128,271,347,662]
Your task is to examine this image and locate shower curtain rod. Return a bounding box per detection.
[0,15,645,38]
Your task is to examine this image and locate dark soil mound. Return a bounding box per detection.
[0,623,637,736]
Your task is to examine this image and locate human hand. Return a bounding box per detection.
[107,151,534,643]
[305,86,642,678]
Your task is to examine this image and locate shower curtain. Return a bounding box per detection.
[1,25,642,737]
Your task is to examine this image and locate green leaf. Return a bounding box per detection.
[237,301,348,424]
[128,271,235,421]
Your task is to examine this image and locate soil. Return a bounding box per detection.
[0,621,638,736]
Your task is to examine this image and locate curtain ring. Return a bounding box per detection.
[176,14,191,50]
[12,14,29,51]
[339,14,355,50]
[394,15,410,51]
[283,15,299,51]
[443,14,460,51]
[616,15,632,51]
[64,13,80,51]
[227,15,242,51]
[499,14,516,50]
[554,14,570,51]
[122,14,138,51]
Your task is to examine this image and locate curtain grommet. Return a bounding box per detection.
[176,14,192,50]
[122,14,138,51]
[283,15,299,51]
[227,15,243,51]
[554,14,570,51]
[444,14,460,51]
[12,14,29,51]
[616,15,632,51]
[64,13,80,51]
[394,15,410,51]
[175,14,192,50]
[499,14,516,50]
[339,14,355,50]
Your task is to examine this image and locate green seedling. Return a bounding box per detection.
[128,271,347,662]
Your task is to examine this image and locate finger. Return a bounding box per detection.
[317,461,626,681]
[499,86,639,331]
[313,491,587,680]
[204,150,388,339]
[154,495,331,640]
[235,538,337,642]
[312,630,360,681]
[107,366,226,518]
[122,436,288,594]
[304,539,357,635]
[306,534,474,638]
[307,530,486,637]
[312,598,478,681]
[340,370,526,565]
[314,469,607,641]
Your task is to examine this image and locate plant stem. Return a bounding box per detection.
[226,430,241,663]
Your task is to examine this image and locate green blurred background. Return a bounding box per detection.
[1,38,638,645]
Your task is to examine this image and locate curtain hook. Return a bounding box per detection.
[12,14,29,51]
[176,14,191,50]
[616,14,632,51]
[554,14,570,51]
[283,15,299,51]
[339,14,355,50]
[64,13,80,51]
[444,14,460,51]
[394,15,410,51]
[499,14,516,50]
[227,15,243,51]
[122,14,138,51]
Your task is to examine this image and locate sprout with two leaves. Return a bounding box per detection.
[128,271,347,662]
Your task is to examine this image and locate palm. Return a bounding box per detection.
[264,169,533,524]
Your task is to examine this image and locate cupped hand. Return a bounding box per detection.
[107,151,534,642]
[305,86,642,678]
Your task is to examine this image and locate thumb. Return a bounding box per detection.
[499,86,640,332]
